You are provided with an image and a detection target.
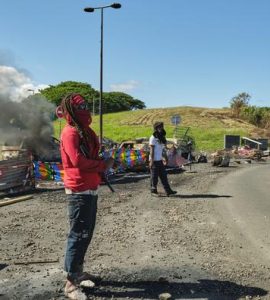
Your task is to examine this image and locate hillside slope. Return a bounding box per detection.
[55,106,269,151]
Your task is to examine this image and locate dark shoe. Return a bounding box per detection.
[166,190,177,197]
[77,272,101,285]
[151,189,158,196]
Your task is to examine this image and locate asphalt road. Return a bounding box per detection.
[212,163,270,264]
[1,162,270,299]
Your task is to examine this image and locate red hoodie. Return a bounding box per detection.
[60,95,106,192]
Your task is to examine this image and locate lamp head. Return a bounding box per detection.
[84,7,95,12]
[111,3,121,9]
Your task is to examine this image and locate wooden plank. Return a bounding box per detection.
[0,195,33,207]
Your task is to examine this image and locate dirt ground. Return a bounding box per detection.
[0,160,270,300]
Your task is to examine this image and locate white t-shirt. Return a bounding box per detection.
[149,135,164,161]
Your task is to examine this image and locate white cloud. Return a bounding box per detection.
[110,80,139,93]
[0,65,48,102]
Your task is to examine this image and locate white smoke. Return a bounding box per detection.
[0,64,56,160]
[0,65,48,102]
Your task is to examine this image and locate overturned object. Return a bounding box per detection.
[197,153,208,163]
[211,150,230,167]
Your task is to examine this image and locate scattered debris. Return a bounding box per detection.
[0,148,35,195]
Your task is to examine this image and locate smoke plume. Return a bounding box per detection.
[0,65,57,160]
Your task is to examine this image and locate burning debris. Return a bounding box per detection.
[0,93,56,161]
[0,92,59,193]
[0,62,54,158]
[0,67,58,194]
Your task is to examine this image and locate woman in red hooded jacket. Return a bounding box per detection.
[60,93,114,300]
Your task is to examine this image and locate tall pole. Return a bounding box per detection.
[99,8,104,145]
[84,3,121,146]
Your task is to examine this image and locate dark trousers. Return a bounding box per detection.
[150,160,171,193]
[64,193,97,278]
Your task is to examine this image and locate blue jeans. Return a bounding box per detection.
[64,193,97,279]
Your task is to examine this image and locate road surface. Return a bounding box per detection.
[212,163,270,265]
[1,162,270,299]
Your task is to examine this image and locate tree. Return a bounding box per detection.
[230,92,251,117]
[241,106,270,128]
[39,81,146,113]
[103,92,146,113]
[40,81,98,106]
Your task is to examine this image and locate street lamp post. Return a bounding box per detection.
[84,3,121,145]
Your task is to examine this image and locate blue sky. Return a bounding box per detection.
[0,0,270,108]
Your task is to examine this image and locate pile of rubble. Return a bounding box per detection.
[210,145,267,167]
[0,146,35,195]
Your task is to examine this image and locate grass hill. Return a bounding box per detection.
[54,106,269,151]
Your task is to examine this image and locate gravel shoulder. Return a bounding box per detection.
[0,160,270,300]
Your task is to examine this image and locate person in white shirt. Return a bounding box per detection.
[149,122,177,196]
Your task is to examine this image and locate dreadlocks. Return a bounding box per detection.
[61,93,91,156]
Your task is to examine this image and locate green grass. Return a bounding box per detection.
[54,107,256,151]
[191,127,249,151]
